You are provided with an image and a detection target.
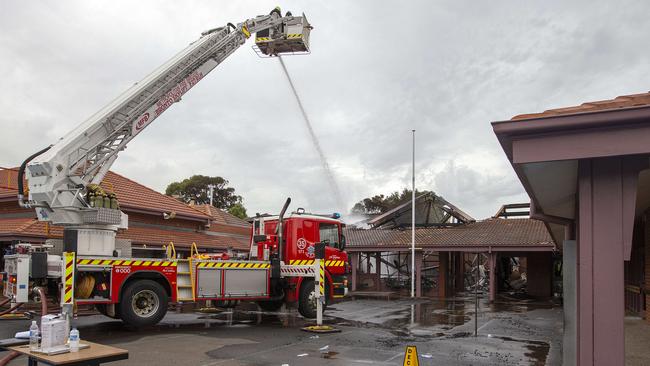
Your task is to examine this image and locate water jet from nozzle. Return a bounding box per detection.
[278,57,345,212]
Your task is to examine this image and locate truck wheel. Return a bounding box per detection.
[119,280,168,327]
[257,300,284,312]
[299,279,324,319]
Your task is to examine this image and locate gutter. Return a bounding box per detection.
[119,204,210,223]
[492,105,650,136]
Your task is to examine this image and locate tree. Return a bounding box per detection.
[227,203,248,220]
[165,175,243,210]
[351,188,433,215]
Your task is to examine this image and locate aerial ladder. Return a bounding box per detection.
[18,7,311,255]
[2,8,346,328]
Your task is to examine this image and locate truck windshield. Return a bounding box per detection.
[319,223,339,248]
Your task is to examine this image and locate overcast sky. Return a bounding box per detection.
[1,1,649,220]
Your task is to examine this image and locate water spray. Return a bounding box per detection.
[278,57,346,211]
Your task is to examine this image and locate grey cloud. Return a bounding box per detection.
[1,0,649,219]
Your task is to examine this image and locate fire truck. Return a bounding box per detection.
[2,7,350,327]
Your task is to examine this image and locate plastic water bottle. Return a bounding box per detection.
[69,328,79,352]
[29,321,39,351]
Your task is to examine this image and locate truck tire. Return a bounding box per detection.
[257,300,284,312]
[299,279,329,319]
[119,280,168,327]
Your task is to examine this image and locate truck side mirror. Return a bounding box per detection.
[315,242,326,259]
[340,234,346,250]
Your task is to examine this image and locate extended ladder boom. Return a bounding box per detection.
[19,8,311,227]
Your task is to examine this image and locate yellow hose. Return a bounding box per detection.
[76,275,96,299]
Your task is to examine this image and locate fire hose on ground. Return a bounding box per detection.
[0,288,48,366]
[0,302,24,317]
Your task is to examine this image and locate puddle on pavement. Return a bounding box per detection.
[379,295,558,332]
[321,351,338,359]
[192,308,308,329]
[492,335,550,365]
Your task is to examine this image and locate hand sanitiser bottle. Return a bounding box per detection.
[29,321,39,351]
[69,328,79,352]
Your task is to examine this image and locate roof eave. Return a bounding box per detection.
[120,204,210,223]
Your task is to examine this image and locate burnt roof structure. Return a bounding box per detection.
[366,192,474,229]
[344,218,555,252]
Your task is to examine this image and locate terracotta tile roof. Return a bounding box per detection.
[0,217,38,235]
[0,218,62,239]
[0,217,249,251]
[0,168,20,199]
[0,168,210,221]
[118,226,249,251]
[195,204,250,227]
[512,92,650,120]
[101,172,210,220]
[345,218,555,250]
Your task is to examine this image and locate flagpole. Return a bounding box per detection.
[411,129,416,298]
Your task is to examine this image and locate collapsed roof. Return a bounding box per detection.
[366,192,475,229]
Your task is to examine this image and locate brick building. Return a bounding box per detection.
[0,168,250,264]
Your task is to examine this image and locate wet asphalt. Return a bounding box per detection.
[0,294,563,365]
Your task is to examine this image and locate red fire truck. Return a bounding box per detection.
[2,8,350,327]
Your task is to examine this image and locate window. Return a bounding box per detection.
[319,223,339,247]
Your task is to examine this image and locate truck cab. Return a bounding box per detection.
[250,209,349,316]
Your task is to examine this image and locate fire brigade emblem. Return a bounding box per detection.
[307,245,315,258]
[297,238,307,250]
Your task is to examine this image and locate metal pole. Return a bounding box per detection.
[316,258,324,326]
[411,129,416,298]
[474,253,479,337]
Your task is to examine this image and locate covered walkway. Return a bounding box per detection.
[493,91,650,365]
[345,216,556,302]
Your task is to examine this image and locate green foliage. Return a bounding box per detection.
[165,175,243,210]
[351,188,433,214]
[227,203,248,220]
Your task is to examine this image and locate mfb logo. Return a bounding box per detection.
[134,112,150,131]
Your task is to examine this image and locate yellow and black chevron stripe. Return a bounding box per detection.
[77,259,176,267]
[196,262,270,269]
[288,259,346,267]
[255,37,270,42]
[63,252,75,305]
[287,34,303,39]
[319,260,325,296]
